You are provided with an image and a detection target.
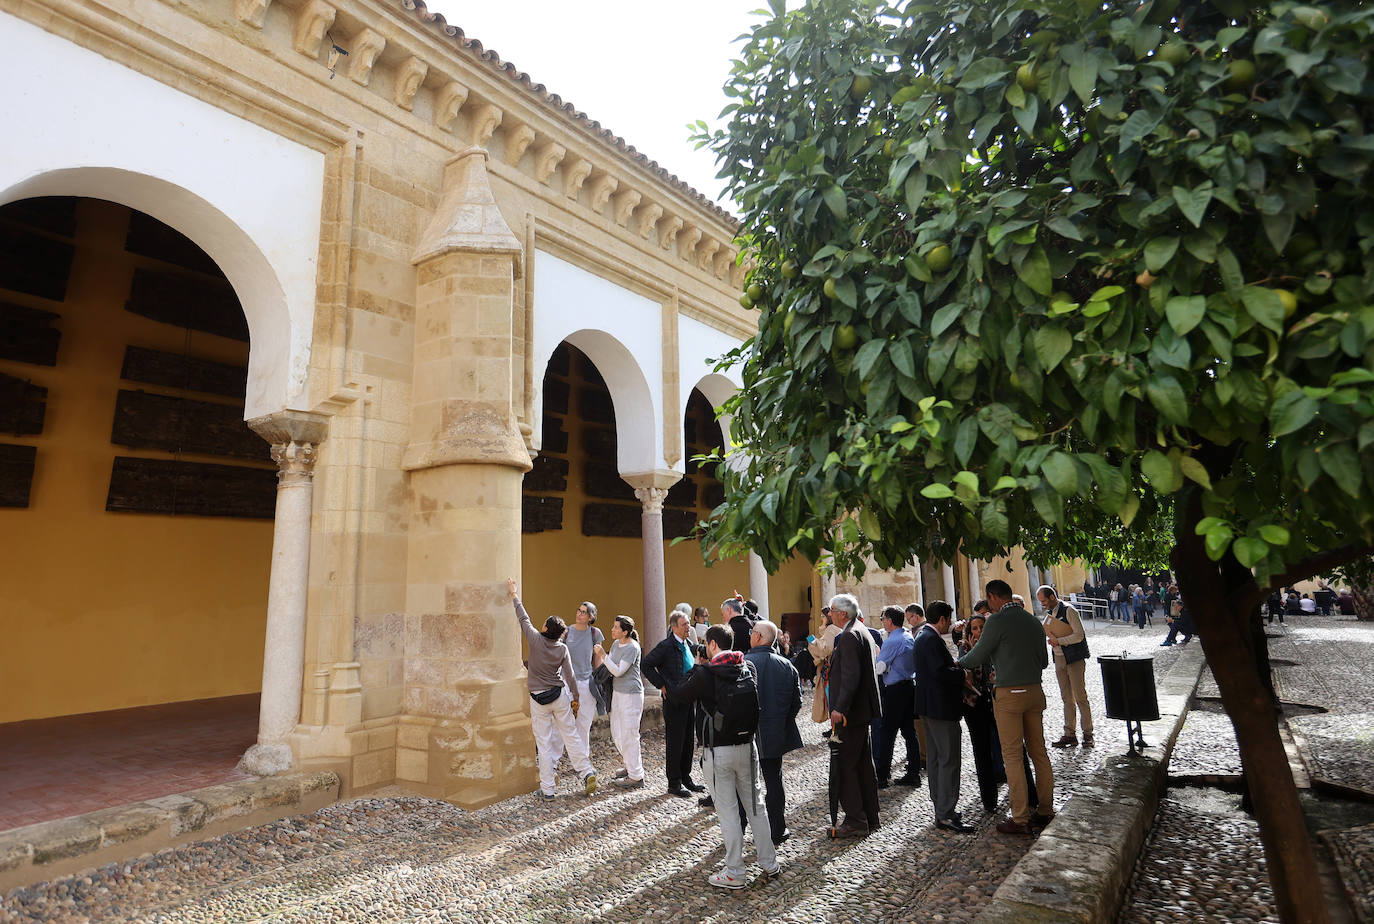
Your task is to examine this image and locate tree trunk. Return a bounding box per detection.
[1174,497,1331,924]
[1352,582,1374,621]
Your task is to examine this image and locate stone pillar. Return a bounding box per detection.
[401,146,537,808]
[239,410,329,776]
[748,552,770,622]
[942,562,957,606]
[912,558,924,607]
[625,470,681,652]
[821,571,837,608]
[969,558,981,601]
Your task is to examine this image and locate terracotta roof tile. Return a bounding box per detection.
[396,0,739,228]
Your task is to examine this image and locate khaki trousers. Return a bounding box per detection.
[1054,657,1094,737]
[992,684,1055,824]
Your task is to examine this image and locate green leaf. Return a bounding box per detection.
[981,501,1010,541]
[1145,236,1180,273]
[1042,451,1080,496]
[1269,390,1319,437]
[1172,183,1213,228]
[822,184,847,220]
[859,506,882,540]
[1118,493,1141,527]
[761,492,779,523]
[1069,53,1099,105]
[1045,216,1084,241]
[1141,450,1182,493]
[1319,442,1363,497]
[921,483,955,499]
[992,475,1019,492]
[954,416,979,466]
[1033,326,1073,372]
[1088,285,1125,303]
[1145,376,1189,427]
[959,57,1009,90]
[1015,245,1053,295]
[1165,296,1206,335]
[1232,537,1269,568]
[1119,109,1162,150]
[1258,525,1291,546]
[854,339,886,379]
[1178,455,1212,490]
[953,470,980,495]
[1240,287,1285,334]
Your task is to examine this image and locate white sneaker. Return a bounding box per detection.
[709,871,746,890]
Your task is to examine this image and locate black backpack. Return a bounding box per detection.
[709,663,759,747]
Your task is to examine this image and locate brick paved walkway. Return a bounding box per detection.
[0,696,256,830]
[1,623,1177,923]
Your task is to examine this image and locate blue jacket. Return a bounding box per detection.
[913,625,965,722]
[745,645,804,759]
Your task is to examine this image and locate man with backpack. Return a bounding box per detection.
[664,624,780,889]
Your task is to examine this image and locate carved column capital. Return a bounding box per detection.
[271,440,319,487]
[633,486,670,515]
[249,410,328,488]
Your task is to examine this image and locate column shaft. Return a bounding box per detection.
[941,563,957,606]
[636,486,669,652]
[748,552,770,622]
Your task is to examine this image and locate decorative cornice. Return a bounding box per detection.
[635,202,664,240]
[612,188,641,227]
[292,0,335,57]
[533,140,566,184]
[394,56,428,110]
[235,0,272,29]
[677,224,702,261]
[696,237,721,272]
[435,81,469,131]
[502,123,536,166]
[471,102,503,146]
[658,215,684,250]
[588,173,619,214]
[563,157,592,199]
[348,29,386,86]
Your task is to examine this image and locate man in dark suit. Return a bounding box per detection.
[826,593,882,837]
[745,619,804,844]
[914,600,975,833]
[643,611,707,798]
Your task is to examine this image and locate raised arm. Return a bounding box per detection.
[508,578,541,647]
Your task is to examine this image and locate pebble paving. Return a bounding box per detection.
[0,622,1176,924]
[1322,822,1374,923]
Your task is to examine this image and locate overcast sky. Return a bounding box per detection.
[425,0,765,210]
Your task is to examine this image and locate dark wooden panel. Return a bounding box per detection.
[120,346,247,398]
[0,198,77,238]
[0,301,61,366]
[582,502,641,538]
[583,460,635,501]
[583,426,616,458]
[125,268,248,342]
[664,508,698,539]
[579,387,614,424]
[106,456,276,518]
[540,414,568,454]
[0,225,74,302]
[0,372,46,436]
[547,342,570,377]
[124,210,221,275]
[703,482,726,509]
[542,378,570,415]
[665,478,697,509]
[0,443,37,508]
[523,454,568,492]
[111,390,265,461]
[522,495,564,533]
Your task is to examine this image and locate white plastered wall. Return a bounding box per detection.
[530,249,665,475]
[0,11,324,418]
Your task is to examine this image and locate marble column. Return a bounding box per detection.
[748,552,770,622]
[821,571,837,609]
[969,558,981,601]
[624,470,680,651]
[912,558,924,606]
[942,562,957,606]
[239,410,328,776]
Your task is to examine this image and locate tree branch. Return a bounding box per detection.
[1252,543,1374,611]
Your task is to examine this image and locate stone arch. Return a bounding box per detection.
[553,329,657,475]
[685,372,739,448]
[0,169,296,418]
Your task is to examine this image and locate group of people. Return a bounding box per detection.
[509,577,1102,889]
[1267,582,1353,622]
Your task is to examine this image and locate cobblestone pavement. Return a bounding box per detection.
[1121,616,1374,924]
[0,622,1173,924]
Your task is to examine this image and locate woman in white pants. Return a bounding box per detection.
[603,615,645,788]
[508,579,598,800]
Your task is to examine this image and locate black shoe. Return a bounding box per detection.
[1029,811,1056,828]
[936,818,976,834]
[893,774,921,787]
[682,780,706,793]
[667,784,692,799]
[698,794,715,808]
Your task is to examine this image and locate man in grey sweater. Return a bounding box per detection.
[508,579,597,800]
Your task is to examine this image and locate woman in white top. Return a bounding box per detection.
[602,615,646,788]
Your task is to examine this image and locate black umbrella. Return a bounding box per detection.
[826,718,845,837]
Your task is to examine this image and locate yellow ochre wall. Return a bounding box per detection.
[0,199,272,724]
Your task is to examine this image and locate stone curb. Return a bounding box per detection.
[975,644,1209,923]
[0,771,339,894]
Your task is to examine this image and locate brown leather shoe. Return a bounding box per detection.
[1051,735,1078,748]
[1082,732,1095,748]
[828,820,870,839]
[1029,811,1056,828]
[996,819,1033,836]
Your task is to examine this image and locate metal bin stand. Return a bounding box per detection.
[1097,654,1160,756]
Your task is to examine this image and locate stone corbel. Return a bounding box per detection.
[714,247,736,280]
[678,224,703,261]
[502,123,536,166]
[612,189,642,227]
[292,0,335,57]
[435,81,469,132]
[533,141,566,184]
[588,174,619,214]
[471,103,503,147]
[235,0,271,28]
[635,202,664,240]
[729,258,750,289]
[562,157,592,199]
[348,29,386,86]
[696,237,721,271]
[658,215,683,250]
[394,56,428,111]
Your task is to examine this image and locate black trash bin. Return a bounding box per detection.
[1098,654,1159,755]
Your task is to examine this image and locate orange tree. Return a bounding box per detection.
[700,0,1373,919]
